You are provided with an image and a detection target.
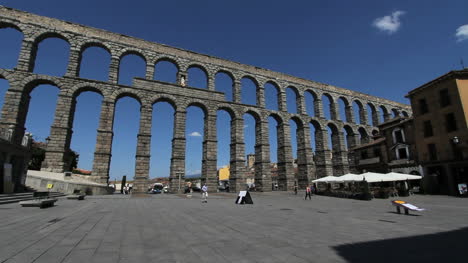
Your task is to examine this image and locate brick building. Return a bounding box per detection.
[0,128,32,193]
[406,69,468,195]
[350,116,420,175]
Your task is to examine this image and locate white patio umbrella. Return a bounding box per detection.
[361,172,389,183]
[335,173,363,182]
[385,172,422,181]
[312,176,339,183]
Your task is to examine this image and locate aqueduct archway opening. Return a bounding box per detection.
[0,6,411,193]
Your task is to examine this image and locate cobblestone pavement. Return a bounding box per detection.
[0,192,467,263]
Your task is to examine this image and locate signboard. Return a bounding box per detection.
[47,184,54,189]
[235,190,253,204]
[458,184,467,195]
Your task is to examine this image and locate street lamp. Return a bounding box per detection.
[451,136,460,145]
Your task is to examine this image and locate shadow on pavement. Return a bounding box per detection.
[334,227,468,262]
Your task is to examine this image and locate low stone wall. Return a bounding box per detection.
[25,170,113,195]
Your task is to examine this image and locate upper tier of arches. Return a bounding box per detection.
[0,12,411,128]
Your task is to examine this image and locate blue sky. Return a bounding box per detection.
[0,0,467,181]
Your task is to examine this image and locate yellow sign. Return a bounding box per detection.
[47,184,54,189]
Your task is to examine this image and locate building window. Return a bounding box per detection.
[439,89,451,107]
[419,98,428,114]
[423,120,433,137]
[428,144,437,161]
[392,128,405,143]
[361,151,368,159]
[373,148,381,158]
[445,113,458,132]
[397,147,408,159]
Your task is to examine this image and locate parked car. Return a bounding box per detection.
[149,183,164,194]
[149,188,162,194]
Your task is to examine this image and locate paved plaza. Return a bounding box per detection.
[1,192,467,263]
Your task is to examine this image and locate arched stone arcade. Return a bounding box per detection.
[0,7,412,192]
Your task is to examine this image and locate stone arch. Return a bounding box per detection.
[217,104,238,120]
[66,82,107,99]
[17,80,61,149]
[79,41,113,56]
[187,63,209,75]
[117,48,148,64]
[338,96,352,123]
[22,77,63,95]
[0,20,24,32]
[153,57,179,84]
[264,80,281,111]
[326,122,340,133]
[0,22,24,69]
[155,56,181,71]
[310,119,324,131]
[244,107,262,122]
[358,127,369,144]
[379,105,389,123]
[185,99,210,116]
[117,50,147,85]
[30,31,71,76]
[269,112,284,125]
[187,64,209,89]
[151,94,178,110]
[71,85,105,100]
[402,110,409,117]
[290,115,305,129]
[391,108,400,118]
[322,93,336,120]
[241,75,259,106]
[110,88,143,105]
[32,31,71,46]
[367,102,378,126]
[215,69,236,82]
[304,88,319,117]
[214,70,235,101]
[78,41,113,81]
[326,122,341,155]
[353,99,365,125]
[286,85,300,114]
[343,124,357,150]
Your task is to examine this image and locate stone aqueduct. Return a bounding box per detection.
[0,6,411,193]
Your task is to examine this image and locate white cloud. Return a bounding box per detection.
[373,11,406,34]
[456,25,468,42]
[188,131,202,137]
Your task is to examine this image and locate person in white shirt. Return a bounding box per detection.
[201,184,208,203]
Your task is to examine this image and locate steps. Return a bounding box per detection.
[0,192,66,205]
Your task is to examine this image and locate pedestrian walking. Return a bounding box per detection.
[294,185,298,195]
[201,184,208,203]
[305,185,312,200]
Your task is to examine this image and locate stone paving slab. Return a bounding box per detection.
[0,193,467,262]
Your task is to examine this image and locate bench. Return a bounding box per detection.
[66,189,85,200]
[391,200,425,215]
[19,191,58,208]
